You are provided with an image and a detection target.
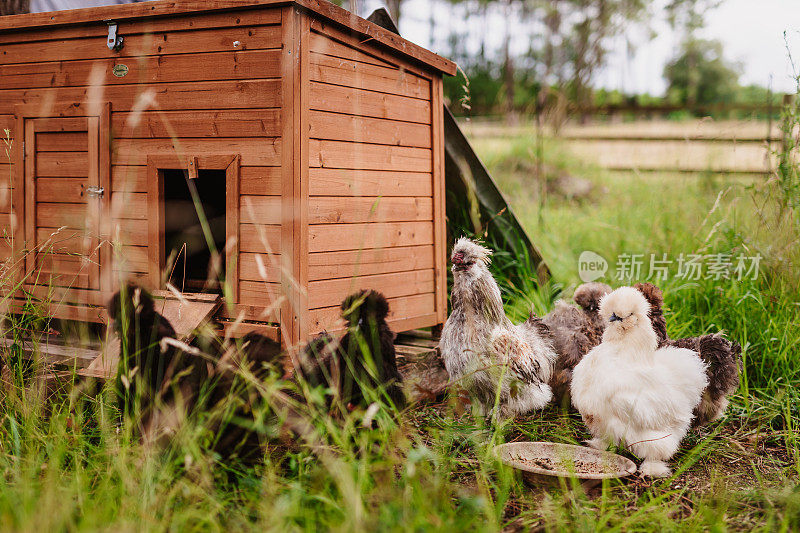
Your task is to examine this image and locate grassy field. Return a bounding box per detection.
[0,119,799,531]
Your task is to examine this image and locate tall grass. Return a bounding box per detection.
[1,86,800,533]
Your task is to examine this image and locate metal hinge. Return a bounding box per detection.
[87,186,105,198]
[106,20,124,51]
[22,141,25,158]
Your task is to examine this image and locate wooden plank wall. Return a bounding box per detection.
[0,114,12,263]
[0,8,284,319]
[304,23,442,334]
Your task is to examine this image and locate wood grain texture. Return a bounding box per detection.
[309,52,430,100]
[0,79,281,115]
[109,192,148,220]
[0,23,281,65]
[0,50,281,90]
[111,164,279,194]
[308,20,436,80]
[308,196,433,224]
[240,223,281,254]
[240,195,282,225]
[0,7,281,43]
[0,186,11,212]
[86,296,221,379]
[35,132,88,151]
[216,301,280,322]
[308,110,431,148]
[309,139,430,172]
[308,245,434,281]
[309,269,434,309]
[112,138,280,166]
[299,0,455,75]
[113,218,149,247]
[113,245,149,273]
[113,110,281,139]
[239,166,281,195]
[308,292,436,333]
[23,119,36,278]
[431,77,447,324]
[36,178,89,203]
[35,151,89,178]
[35,227,95,252]
[308,31,395,70]
[279,5,301,346]
[34,207,94,234]
[239,280,283,307]
[0,0,451,338]
[239,252,281,282]
[219,320,280,341]
[308,168,432,197]
[0,1,455,74]
[35,253,94,288]
[309,82,430,124]
[309,221,434,252]
[225,156,241,306]
[110,166,147,193]
[6,299,107,324]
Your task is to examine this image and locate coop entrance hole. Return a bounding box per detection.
[162,169,227,293]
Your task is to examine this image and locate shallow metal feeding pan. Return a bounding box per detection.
[494,442,636,484]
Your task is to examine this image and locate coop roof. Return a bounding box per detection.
[0,0,457,76]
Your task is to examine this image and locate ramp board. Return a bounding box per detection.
[81,292,221,380]
[443,108,549,281]
[0,337,100,369]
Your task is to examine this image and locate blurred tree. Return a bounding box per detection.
[663,38,740,107]
[664,0,723,106]
[442,0,664,118]
[665,0,721,36]
[0,0,30,15]
[561,0,651,116]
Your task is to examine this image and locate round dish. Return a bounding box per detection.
[494,441,637,480]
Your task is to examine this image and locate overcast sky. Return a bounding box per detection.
[378,0,800,96]
[30,0,800,96]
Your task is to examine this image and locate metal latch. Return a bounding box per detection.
[86,186,105,198]
[106,21,124,51]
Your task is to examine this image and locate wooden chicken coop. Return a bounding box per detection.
[0,0,456,348]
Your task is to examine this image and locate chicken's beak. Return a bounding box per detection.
[609,313,623,323]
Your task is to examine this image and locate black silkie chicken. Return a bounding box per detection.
[106,283,205,425]
[106,285,405,456]
[298,289,405,412]
[106,284,281,455]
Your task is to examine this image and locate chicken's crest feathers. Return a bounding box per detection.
[340,289,390,325]
[573,282,612,312]
[452,237,492,266]
[599,286,651,323]
[107,283,155,321]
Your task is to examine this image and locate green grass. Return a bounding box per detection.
[1,122,800,531]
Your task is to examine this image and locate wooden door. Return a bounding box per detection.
[21,113,107,292]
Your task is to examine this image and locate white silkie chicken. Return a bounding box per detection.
[571,286,708,477]
[440,237,557,417]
